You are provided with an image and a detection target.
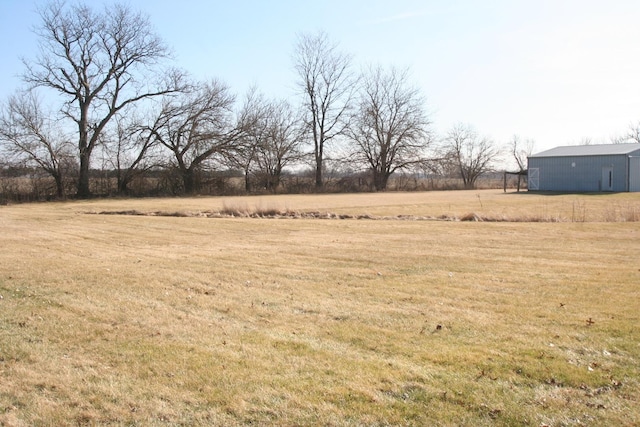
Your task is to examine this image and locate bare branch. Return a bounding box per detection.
[150,79,242,193]
[0,90,75,197]
[293,31,356,188]
[510,135,535,172]
[347,65,431,190]
[22,1,181,197]
[440,123,500,189]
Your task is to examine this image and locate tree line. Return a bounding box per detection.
[3,2,636,201]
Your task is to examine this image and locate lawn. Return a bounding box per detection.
[1,190,639,426]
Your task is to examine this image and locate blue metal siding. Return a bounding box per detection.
[528,155,629,192]
[630,157,640,191]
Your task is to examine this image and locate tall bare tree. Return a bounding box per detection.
[293,31,355,189]
[442,123,500,189]
[347,66,431,191]
[151,79,244,194]
[22,1,183,198]
[230,88,269,192]
[0,91,75,198]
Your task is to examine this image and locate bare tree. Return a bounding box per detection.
[254,99,305,192]
[293,31,356,189]
[231,91,305,193]
[611,121,640,144]
[509,135,535,191]
[347,66,431,191]
[442,123,500,189]
[627,122,640,143]
[229,88,269,192]
[100,110,164,194]
[22,1,183,198]
[151,79,243,194]
[0,91,75,198]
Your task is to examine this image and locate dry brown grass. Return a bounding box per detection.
[1,190,639,426]
[76,189,640,222]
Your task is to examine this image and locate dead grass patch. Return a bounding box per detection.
[83,190,640,223]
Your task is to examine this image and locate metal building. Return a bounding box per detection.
[528,143,640,192]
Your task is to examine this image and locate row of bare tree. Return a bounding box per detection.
[2,1,598,199]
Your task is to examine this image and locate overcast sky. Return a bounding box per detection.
[1,0,640,153]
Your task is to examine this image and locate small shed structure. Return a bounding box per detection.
[528,143,640,192]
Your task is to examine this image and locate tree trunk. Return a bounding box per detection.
[315,155,323,189]
[244,165,251,192]
[117,174,131,195]
[268,173,281,193]
[54,173,65,199]
[182,168,196,194]
[77,149,91,198]
[503,171,507,193]
[373,171,389,191]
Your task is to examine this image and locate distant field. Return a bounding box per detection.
[1,190,639,426]
[58,189,640,221]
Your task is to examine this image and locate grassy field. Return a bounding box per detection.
[1,190,639,426]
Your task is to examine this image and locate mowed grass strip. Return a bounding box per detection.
[0,191,639,426]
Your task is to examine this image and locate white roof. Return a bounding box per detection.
[530,143,640,158]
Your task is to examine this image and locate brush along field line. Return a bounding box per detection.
[51,189,640,221]
[1,191,639,426]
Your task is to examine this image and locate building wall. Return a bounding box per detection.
[630,157,640,192]
[528,154,630,192]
